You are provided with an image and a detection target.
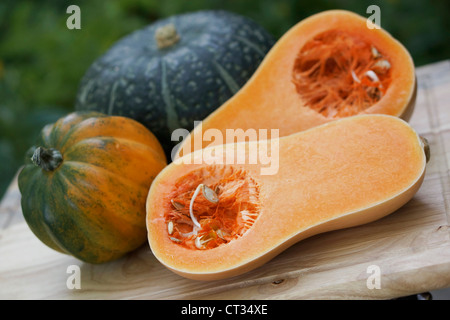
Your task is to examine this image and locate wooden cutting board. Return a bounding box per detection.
[1,60,449,300]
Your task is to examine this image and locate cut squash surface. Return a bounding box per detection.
[176,10,416,158]
[147,115,427,280]
[293,29,392,117]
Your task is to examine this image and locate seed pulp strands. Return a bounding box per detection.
[293,30,392,118]
[166,166,261,250]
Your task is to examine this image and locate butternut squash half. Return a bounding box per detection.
[176,10,416,158]
[147,115,428,280]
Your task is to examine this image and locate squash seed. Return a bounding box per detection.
[169,236,182,243]
[167,221,174,235]
[371,46,381,59]
[195,236,203,249]
[195,235,212,249]
[365,70,380,83]
[189,183,220,232]
[202,185,219,203]
[216,229,228,240]
[189,184,204,229]
[373,59,391,73]
[171,199,184,210]
[351,70,361,83]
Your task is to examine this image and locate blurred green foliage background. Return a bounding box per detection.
[1,0,449,199]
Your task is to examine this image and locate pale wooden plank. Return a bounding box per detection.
[0,172,22,230]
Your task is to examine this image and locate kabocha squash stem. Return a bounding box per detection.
[155,24,180,49]
[31,147,63,171]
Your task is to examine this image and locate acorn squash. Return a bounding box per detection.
[18,112,167,263]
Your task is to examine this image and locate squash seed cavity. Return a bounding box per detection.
[165,166,260,250]
[292,30,392,118]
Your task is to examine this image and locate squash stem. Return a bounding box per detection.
[419,136,430,163]
[155,23,180,49]
[31,147,63,171]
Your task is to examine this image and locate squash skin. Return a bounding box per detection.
[175,10,417,159]
[75,10,275,157]
[147,115,427,280]
[18,112,167,264]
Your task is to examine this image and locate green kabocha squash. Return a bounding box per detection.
[75,10,275,157]
[18,112,167,263]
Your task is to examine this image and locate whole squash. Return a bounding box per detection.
[18,112,167,263]
[75,10,275,157]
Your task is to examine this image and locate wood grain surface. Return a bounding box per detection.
[1,60,449,300]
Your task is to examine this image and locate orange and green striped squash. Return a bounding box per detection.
[18,112,167,263]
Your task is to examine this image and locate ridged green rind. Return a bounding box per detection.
[18,112,157,264]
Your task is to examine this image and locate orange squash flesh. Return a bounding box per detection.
[147,115,427,280]
[176,10,416,158]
